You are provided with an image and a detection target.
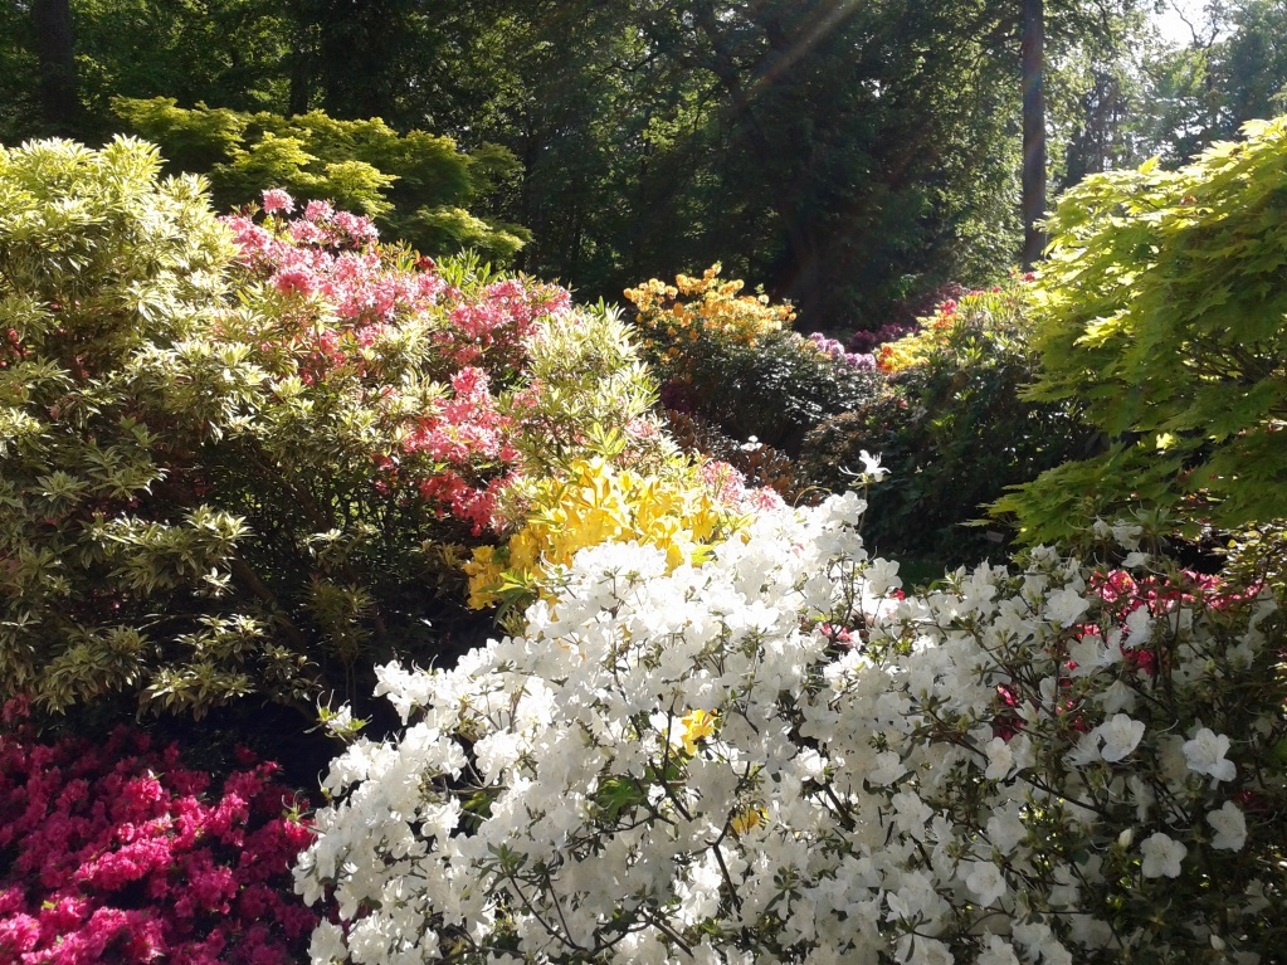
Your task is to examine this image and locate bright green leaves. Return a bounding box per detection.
[112,97,530,264]
[998,115,1287,544]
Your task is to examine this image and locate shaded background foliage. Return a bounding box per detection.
[12,0,1283,330]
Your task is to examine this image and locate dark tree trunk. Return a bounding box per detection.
[1021,0,1046,269]
[31,0,80,133]
[288,52,314,116]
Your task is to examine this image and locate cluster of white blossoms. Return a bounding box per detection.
[295,494,1285,964]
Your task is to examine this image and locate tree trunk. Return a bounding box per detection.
[1021,0,1046,269]
[31,0,80,133]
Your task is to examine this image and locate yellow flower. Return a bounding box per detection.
[465,458,745,609]
[679,708,717,755]
[731,806,767,836]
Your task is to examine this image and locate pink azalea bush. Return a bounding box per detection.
[0,705,317,964]
[0,144,684,720]
[222,189,674,543]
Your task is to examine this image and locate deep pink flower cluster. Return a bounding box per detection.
[0,712,317,964]
[403,366,520,534]
[441,276,571,373]
[222,190,585,536]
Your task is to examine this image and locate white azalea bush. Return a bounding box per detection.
[295,495,1287,964]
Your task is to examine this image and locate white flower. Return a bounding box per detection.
[1046,585,1090,627]
[1123,606,1153,648]
[1096,679,1137,714]
[308,920,347,963]
[977,935,1022,965]
[891,789,933,839]
[984,736,1017,780]
[986,809,1027,852]
[1013,921,1074,965]
[1096,713,1146,762]
[867,750,906,786]
[1140,832,1187,878]
[291,493,1283,965]
[856,449,889,481]
[895,935,952,965]
[1183,727,1236,783]
[964,859,1007,905]
[1066,730,1103,768]
[1068,635,1120,676]
[1207,801,1248,851]
[1111,520,1143,549]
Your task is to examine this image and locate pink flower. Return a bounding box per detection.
[272,268,316,298]
[304,199,334,222]
[0,728,320,963]
[0,912,40,954]
[261,189,295,214]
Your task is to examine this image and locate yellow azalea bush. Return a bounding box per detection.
[623,263,794,380]
[876,271,1035,374]
[465,457,747,610]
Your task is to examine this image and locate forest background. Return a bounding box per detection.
[3,0,1285,333]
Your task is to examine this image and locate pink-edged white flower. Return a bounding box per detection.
[1140,832,1186,878]
[1096,713,1145,762]
[1207,801,1247,851]
[1183,727,1236,783]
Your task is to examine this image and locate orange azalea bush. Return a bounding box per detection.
[623,264,794,381]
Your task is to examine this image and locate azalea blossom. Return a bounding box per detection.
[1140,832,1187,878]
[294,494,1284,965]
[857,449,889,481]
[1183,728,1236,783]
[1096,713,1146,762]
[964,859,1007,905]
[1207,801,1247,851]
[261,187,295,214]
[1046,585,1090,627]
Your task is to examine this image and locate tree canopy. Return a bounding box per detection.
[1,0,1283,327]
[994,116,1287,544]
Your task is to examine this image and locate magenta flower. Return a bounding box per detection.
[0,723,320,963]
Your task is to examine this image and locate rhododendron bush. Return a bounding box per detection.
[800,275,1094,566]
[296,496,1287,963]
[0,138,675,719]
[0,714,317,963]
[624,266,882,454]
